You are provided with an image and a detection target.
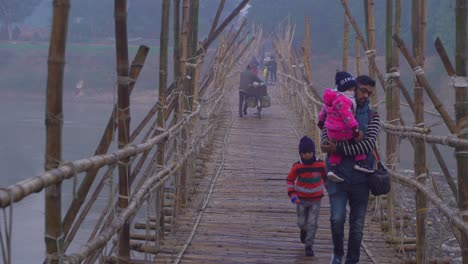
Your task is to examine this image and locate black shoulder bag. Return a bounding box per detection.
[368,149,390,196]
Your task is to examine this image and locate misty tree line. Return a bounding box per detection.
[0,0,456,56]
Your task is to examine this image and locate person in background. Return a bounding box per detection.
[239,64,263,117]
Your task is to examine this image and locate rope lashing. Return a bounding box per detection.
[451,76,468,88]
[117,76,135,85]
[365,49,376,58]
[413,66,425,76]
[384,70,400,81]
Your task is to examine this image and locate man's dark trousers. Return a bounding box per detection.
[239,91,249,116]
[328,179,369,264]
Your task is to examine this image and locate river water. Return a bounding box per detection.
[0,93,152,263]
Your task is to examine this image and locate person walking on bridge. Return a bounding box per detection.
[320,75,380,264]
[287,136,327,257]
[239,64,262,117]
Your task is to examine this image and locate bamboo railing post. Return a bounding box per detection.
[44,1,70,263]
[454,0,468,261]
[384,0,396,237]
[173,0,181,85]
[343,0,349,71]
[114,0,131,262]
[156,0,171,246]
[177,0,190,209]
[189,0,200,109]
[355,37,361,76]
[364,0,377,105]
[412,0,428,262]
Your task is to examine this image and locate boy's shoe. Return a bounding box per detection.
[354,160,375,174]
[327,171,344,183]
[305,246,314,257]
[300,230,306,243]
[330,254,343,264]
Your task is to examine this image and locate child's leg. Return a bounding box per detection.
[353,154,375,173]
[304,200,321,247]
[327,154,345,182]
[296,203,309,232]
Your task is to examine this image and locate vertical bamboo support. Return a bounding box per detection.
[387,0,402,238]
[44,1,70,263]
[412,0,427,262]
[343,0,350,71]
[303,17,313,85]
[173,0,181,84]
[384,0,396,236]
[177,0,190,209]
[364,0,377,105]
[156,0,171,245]
[355,37,361,76]
[114,0,131,262]
[189,0,200,108]
[454,0,468,262]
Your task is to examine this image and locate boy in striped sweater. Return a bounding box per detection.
[287,136,327,257]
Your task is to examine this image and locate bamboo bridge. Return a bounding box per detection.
[1,0,467,263]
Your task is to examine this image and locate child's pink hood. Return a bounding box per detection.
[323,88,338,106]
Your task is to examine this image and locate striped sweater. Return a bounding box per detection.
[287,160,327,201]
[320,110,380,157]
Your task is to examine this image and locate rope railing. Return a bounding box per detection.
[0,80,226,209]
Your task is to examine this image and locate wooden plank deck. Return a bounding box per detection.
[153,87,401,263]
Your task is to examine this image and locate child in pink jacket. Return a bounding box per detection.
[318,72,374,182]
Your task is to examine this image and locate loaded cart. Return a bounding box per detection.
[246,82,271,119]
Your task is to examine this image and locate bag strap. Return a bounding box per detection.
[372,148,381,163]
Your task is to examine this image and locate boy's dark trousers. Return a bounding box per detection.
[296,200,321,247]
[239,91,249,116]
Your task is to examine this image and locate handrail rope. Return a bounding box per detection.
[0,85,225,208]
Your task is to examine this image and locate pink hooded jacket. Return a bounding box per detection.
[318,88,358,139]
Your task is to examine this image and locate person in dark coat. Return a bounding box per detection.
[239,65,263,117]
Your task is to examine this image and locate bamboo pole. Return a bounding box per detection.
[177,0,190,209]
[197,0,251,56]
[355,37,361,76]
[187,0,199,109]
[173,0,181,83]
[435,37,456,76]
[44,0,70,262]
[208,0,225,37]
[385,0,396,236]
[343,0,349,71]
[303,16,313,85]
[393,34,457,134]
[62,46,149,238]
[412,1,427,261]
[114,0,131,261]
[365,0,377,105]
[156,0,171,245]
[454,0,468,262]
